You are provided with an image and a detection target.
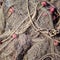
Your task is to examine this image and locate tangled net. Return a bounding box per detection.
[0,0,60,60]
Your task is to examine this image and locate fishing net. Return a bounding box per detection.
[0,0,60,60]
